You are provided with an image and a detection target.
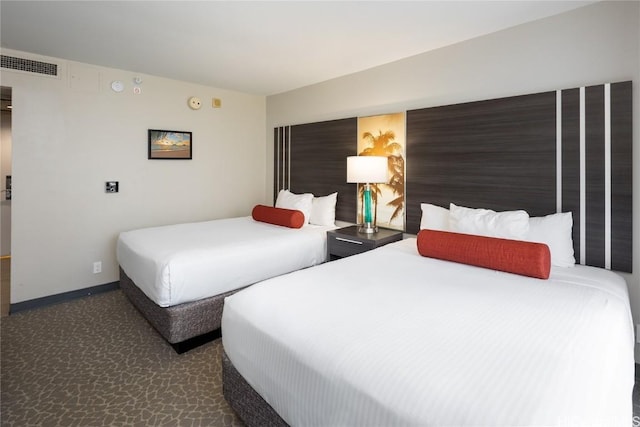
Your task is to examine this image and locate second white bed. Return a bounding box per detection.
[222,238,634,426]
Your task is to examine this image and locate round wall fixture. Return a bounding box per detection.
[111,80,124,93]
[188,96,202,110]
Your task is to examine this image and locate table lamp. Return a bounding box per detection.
[347,156,388,233]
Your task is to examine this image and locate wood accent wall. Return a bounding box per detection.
[274,118,358,223]
[611,82,633,272]
[558,82,633,271]
[405,91,557,233]
[274,81,633,272]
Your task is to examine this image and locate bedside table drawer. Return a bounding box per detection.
[327,225,403,261]
[328,235,375,258]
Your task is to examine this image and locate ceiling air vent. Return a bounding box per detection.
[1,54,58,77]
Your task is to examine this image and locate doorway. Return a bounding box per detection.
[1,86,12,317]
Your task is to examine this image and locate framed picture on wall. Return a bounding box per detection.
[148,129,192,160]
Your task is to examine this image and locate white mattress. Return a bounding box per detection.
[222,238,634,426]
[116,216,332,307]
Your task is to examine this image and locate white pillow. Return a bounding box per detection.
[527,212,576,268]
[310,192,337,226]
[449,203,530,240]
[275,189,313,225]
[419,203,450,231]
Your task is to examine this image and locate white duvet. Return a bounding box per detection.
[222,238,634,426]
[117,216,332,307]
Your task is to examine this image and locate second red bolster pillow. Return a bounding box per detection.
[416,229,551,279]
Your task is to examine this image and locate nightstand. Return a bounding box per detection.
[327,226,403,261]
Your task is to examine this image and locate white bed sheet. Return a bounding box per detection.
[222,238,634,426]
[116,216,332,307]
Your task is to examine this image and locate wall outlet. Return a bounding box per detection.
[93,261,102,274]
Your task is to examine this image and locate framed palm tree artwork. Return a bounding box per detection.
[356,112,406,231]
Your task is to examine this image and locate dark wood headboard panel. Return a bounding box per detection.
[406,91,557,232]
[559,82,633,272]
[274,81,632,272]
[406,81,632,272]
[274,118,357,223]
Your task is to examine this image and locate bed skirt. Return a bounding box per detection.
[119,267,239,351]
[222,349,289,427]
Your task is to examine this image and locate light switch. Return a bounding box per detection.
[105,181,119,193]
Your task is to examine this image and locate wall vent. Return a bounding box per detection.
[1,54,58,77]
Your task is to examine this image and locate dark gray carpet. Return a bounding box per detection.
[2,289,639,426]
[0,290,242,426]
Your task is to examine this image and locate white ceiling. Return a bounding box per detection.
[1,1,594,96]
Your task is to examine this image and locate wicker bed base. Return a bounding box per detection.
[222,350,289,427]
[119,267,240,353]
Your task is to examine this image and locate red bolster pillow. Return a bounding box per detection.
[252,205,305,229]
[417,229,551,279]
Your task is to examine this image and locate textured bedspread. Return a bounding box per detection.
[117,216,331,307]
[222,238,634,426]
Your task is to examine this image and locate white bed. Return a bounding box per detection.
[117,216,331,307]
[116,201,336,351]
[222,238,634,426]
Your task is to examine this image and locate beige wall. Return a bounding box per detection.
[267,1,640,357]
[1,49,266,303]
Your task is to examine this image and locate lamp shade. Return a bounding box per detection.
[346,156,387,183]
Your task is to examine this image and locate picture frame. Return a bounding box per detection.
[148,129,192,160]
